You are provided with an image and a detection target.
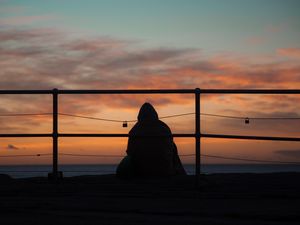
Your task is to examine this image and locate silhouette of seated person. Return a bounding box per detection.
[117,102,186,178]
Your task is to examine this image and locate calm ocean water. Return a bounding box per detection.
[1,164,300,178]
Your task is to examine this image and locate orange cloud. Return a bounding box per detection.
[0,15,57,26]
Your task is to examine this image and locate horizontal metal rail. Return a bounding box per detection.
[59,133,195,138]
[0,134,52,137]
[0,133,193,138]
[0,90,53,94]
[0,89,194,94]
[200,89,300,94]
[1,133,299,141]
[202,133,300,142]
[1,89,300,95]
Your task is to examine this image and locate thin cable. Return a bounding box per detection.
[58,112,300,121]
[59,113,126,123]
[159,112,195,119]
[0,112,299,121]
[59,112,196,123]
[247,117,300,120]
[180,153,300,164]
[201,113,242,119]
[201,113,300,120]
[201,154,300,164]
[58,153,300,164]
[179,154,195,157]
[1,152,298,164]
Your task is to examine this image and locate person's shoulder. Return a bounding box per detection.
[128,122,147,135]
[158,120,172,133]
[129,123,138,135]
[158,120,169,127]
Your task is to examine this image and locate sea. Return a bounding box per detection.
[1,164,300,178]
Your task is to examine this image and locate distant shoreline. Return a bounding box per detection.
[1,164,300,179]
[1,163,299,166]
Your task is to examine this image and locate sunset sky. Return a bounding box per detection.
[0,0,299,165]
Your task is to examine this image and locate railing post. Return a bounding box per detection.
[52,88,59,180]
[195,88,201,187]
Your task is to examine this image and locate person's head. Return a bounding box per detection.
[137,102,159,122]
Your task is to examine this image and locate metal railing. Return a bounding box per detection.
[1,88,300,185]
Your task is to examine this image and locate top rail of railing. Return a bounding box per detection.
[0,89,300,95]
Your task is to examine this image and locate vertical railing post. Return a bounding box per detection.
[52,88,58,180]
[195,88,201,187]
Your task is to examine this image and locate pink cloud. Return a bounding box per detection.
[0,27,299,92]
[0,15,57,26]
[265,24,284,34]
[245,36,266,45]
[277,48,300,59]
[0,6,27,14]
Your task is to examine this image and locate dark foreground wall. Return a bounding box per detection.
[0,173,299,225]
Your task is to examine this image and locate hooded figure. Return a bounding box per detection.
[117,102,186,177]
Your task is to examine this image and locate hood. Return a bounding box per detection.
[137,102,159,122]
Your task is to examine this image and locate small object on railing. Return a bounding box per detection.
[245,117,250,124]
[37,154,41,156]
[123,121,128,127]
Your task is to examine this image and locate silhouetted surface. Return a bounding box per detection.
[118,103,186,177]
[0,173,299,224]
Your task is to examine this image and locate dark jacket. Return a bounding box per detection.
[126,103,186,176]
